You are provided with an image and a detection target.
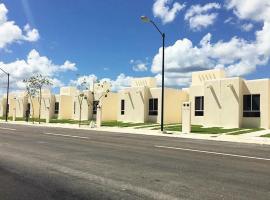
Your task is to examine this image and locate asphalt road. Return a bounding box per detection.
[0,123,269,200]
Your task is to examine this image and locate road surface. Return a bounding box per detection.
[0,123,269,200]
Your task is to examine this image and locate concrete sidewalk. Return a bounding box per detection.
[1,120,270,145]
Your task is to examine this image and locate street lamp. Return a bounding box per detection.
[0,67,10,122]
[141,16,165,132]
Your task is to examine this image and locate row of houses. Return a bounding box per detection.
[1,69,270,129]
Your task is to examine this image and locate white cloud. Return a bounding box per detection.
[185,3,221,31]
[131,59,148,72]
[0,49,77,91]
[70,74,97,89]
[241,23,254,32]
[23,24,39,41]
[149,1,270,87]
[71,73,133,92]
[0,3,39,49]
[108,73,133,91]
[153,0,185,24]
[152,17,270,86]
[226,0,270,22]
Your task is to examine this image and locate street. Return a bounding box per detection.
[0,123,269,200]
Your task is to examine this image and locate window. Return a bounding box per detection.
[243,94,260,117]
[121,100,125,115]
[149,98,158,116]
[93,101,99,114]
[54,102,59,114]
[74,102,76,114]
[195,96,204,116]
[27,103,31,111]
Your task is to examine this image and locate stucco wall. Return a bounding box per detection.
[73,91,93,121]
[58,95,74,119]
[101,92,118,121]
[117,87,147,123]
[241,79,270,129]
[189,85,204,125]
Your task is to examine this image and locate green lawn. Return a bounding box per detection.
[49,119,90,125]
[227,128,263,135]
[161,124,242,134]
[261,134,270,138]
[101,121,151,127]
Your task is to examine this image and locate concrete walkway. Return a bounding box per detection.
[1,120,270,145]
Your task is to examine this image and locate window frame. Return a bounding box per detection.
[243,94,260,117]
[92,100,99,115]
[148,98,158,116]
[121,99,125,115]
[54,102,59,114]
[195,96,204,116]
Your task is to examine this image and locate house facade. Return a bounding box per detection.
[189,69,270,129]
[0,72,269,129]
[117,77,188,124]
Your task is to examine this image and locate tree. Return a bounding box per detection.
[76,79,88,127]
[23,80,38,123]
[23,74,52,124]
[75,78,111,127]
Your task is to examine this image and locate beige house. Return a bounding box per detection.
[189,69,270,129]
[73,84,118,122]
[117,77,188,124]
[1,72,269,130]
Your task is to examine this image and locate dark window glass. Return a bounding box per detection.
[243,95,251,111]
[27,103,31,111]
[252,95,260,111]
[149,98,158,116]
[54,102,59,114]
[121,100,125,115]
[195,96,204,116]
[243,94,260,117]
[93,101,99,114]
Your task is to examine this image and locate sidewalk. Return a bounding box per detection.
[1,120,270,145]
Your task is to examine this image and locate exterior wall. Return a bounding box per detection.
[117,86,188,124]
[73,91,93,121]
[117,87,148,123]
[0,98,6,117]
[189,69,270,129]
[101,92,118,121]
[189,85,204,125]
[13,93,28,118]
[241,79,270,129]
[8,94,16,117]
[58,95,74,119]
[58,87,77,120]
[148,88,188,124]
[192,69,225,86]
[203,78,242,128]
[40,89,56,119]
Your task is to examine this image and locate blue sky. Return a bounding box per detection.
[0,0,269,92]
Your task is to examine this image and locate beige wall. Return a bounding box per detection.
[101,92,118,121]
[189,85,204,125]
[117,87,148,123]
[241,79,270,129]
[73,91,93,121]
[189,69,270,129]
[202,78,242,128]
[117,85,188,124]
[58,95,74,119]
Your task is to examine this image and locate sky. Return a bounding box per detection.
[0,0,270,94]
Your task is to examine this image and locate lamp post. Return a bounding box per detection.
[0,67,10,122]
[141,16,165,132]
